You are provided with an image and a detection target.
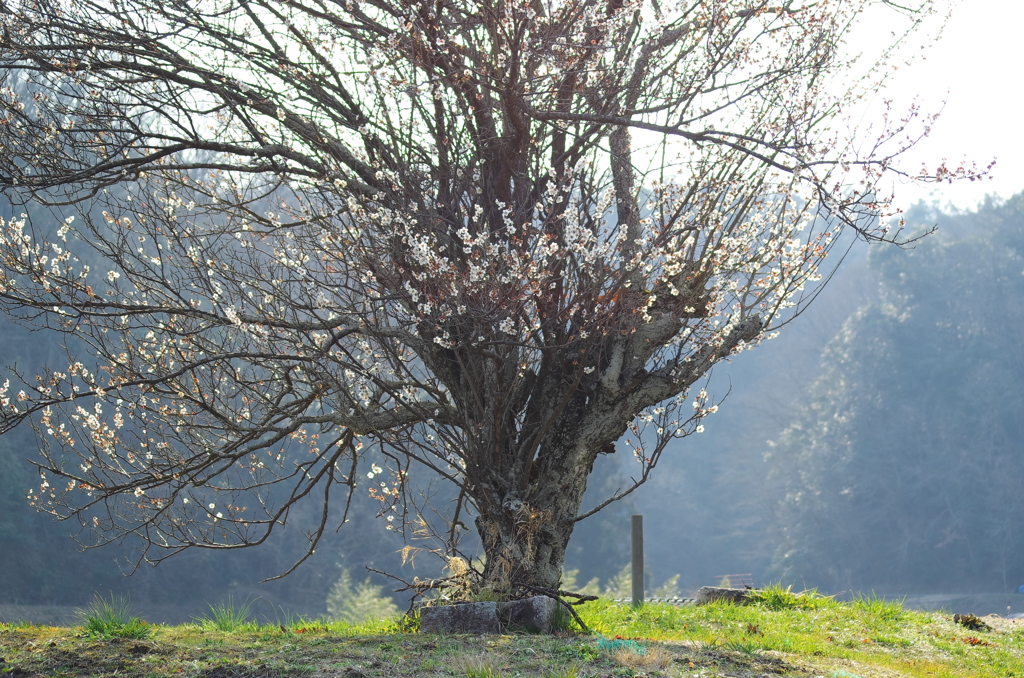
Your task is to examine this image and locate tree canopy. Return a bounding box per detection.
[0,0,963,593]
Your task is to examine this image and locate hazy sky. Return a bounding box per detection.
[872,0,1022,210]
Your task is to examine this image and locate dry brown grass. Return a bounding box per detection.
[449,652,504,677]
[610,643,672,672]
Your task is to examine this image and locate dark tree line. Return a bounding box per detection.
[765,194,1024,593]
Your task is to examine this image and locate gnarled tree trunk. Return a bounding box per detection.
[474,441,595,591]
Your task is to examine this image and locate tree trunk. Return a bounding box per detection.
[474,438,597,592]
[475,498,580,592]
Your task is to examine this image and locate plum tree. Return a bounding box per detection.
[0,0,968,593]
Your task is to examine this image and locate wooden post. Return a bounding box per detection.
[631,514,644,607]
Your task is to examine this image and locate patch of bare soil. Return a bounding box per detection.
[679,648,805,676]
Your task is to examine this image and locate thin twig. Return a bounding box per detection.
[366,566,459,616]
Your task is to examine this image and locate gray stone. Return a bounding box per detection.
[419,601,501,634]
[498,595,559,633]
[695,586,753,605]
[419,596,559,634]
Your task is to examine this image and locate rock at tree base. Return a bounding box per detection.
[419,596,558,634]
[499,595,559,633]
[695,586,753,605]
[420,601,501,634]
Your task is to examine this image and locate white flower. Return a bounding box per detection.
[107,271,120,282]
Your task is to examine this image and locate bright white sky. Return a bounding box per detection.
[866,0,1023,211]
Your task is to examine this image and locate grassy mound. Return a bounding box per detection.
[1,588,1021,677]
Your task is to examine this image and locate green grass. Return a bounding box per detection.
[747,582,839,610]
[193,594,259,632]
[1,592,1022,677]
[74,592,151,640]
[850,591,907,621]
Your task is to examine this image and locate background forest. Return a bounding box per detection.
[3,193,1023,620]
